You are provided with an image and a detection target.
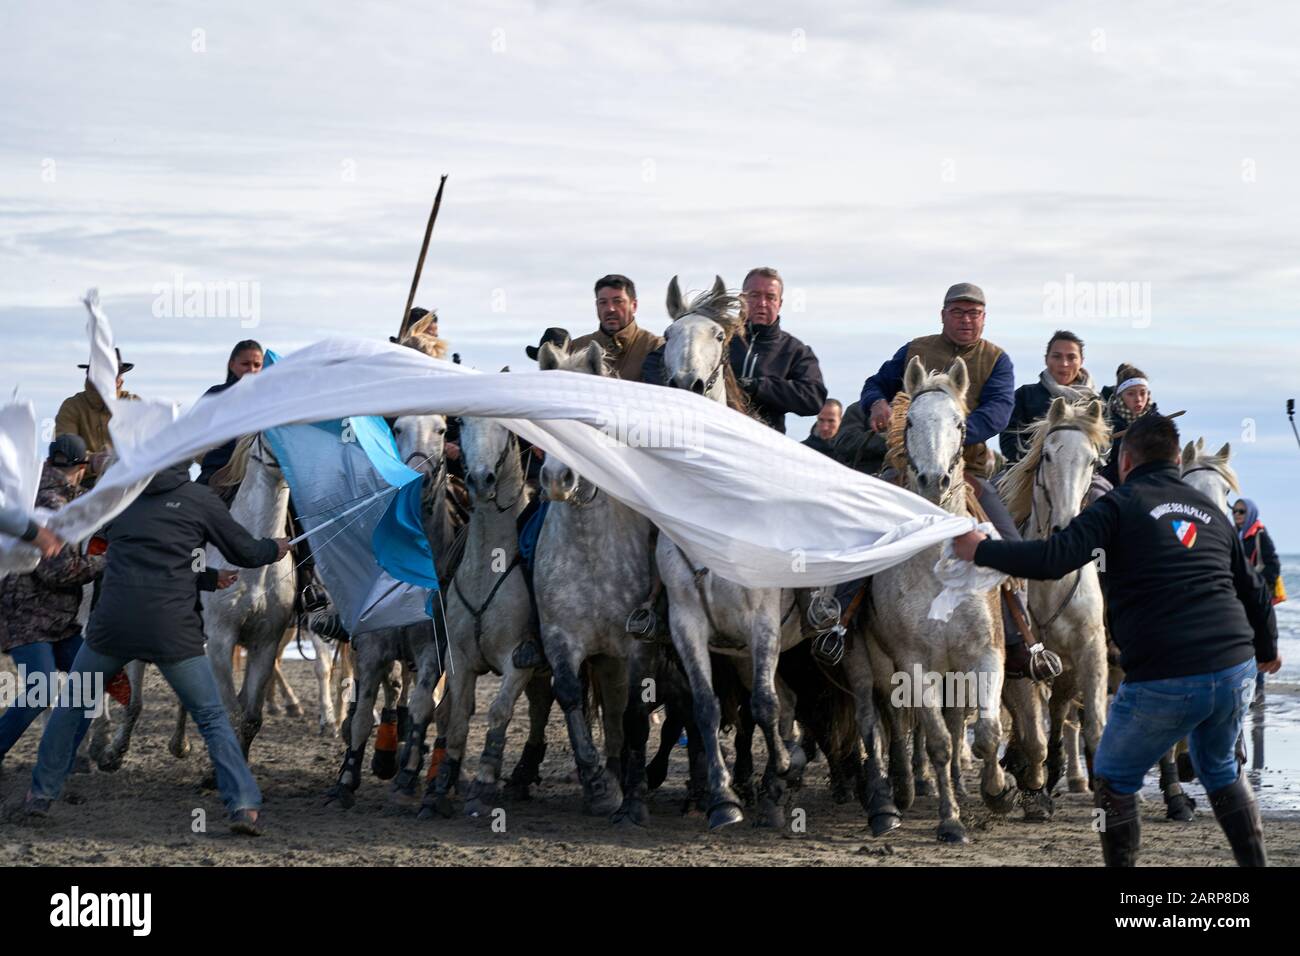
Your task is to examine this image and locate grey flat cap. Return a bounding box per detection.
[943,282,985,306]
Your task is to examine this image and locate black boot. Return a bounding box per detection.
[511,639,548,672]
[1094,777,1140,867]
[1208,773,1267,866]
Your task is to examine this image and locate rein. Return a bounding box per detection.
[903,387,967,508]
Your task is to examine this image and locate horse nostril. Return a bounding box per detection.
[939,475,951,490]
[690,379,705,395]
[484,472,495,486]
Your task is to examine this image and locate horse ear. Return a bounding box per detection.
[666,276,684,319]
[537,342,563,371]
[1216,441,1231,461]
[1086,398,1104,422]
[947,356,969,397]
[711,275,727,299]
[1181,441,1196,466]
[580,342,606,376]
[903,355,927,396]
[1047,396,1067,424]
[1195,436,1205,453]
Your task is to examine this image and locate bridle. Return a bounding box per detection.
[1029,423,1101,633]
[474,433,527,513]
[903,387,966,504]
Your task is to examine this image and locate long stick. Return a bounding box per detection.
[399,174,449,340]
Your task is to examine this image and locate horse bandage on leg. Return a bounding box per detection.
[375,709,399,752]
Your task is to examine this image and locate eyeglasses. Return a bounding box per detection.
[945,307,984,319]
[1232,509,1247,515]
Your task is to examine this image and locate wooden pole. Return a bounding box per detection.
[398,174,449,340]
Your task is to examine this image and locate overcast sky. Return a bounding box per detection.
[2,0,1297,542]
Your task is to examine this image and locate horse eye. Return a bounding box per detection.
[1043,453,1052,463]
[715,330,724,341]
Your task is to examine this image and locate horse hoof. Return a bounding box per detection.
[583,770,623,817]
[96,754,123,774]
[371,751,398,780]
[324,785,355,810]
[285,702,303,719]
[753,800,785,829]
[1068,776,1090,794]
[982,783,1018,815]
[612,799,650,828]
[1019,787,1054,822]
[914,777,933,798]
[707,802,744,830]
[734,780,756,808]
[465,791,500,819]
[168,739,191,760]
[937,820,969,844]
[1165,792,1196,822]
[870,811,902,837]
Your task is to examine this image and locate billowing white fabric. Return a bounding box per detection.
[0,401,43,577]
[2,300,992,615]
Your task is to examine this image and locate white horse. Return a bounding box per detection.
[421,415,552,819]
[997,397,1111,812]
[867,356,1016,843]
[1181,438,1238,519]
[635,276,818,831]
[531,340,654,817]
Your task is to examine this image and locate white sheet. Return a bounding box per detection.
[3,297,989,615]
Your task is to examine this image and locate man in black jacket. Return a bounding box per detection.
[954,414,1281,866]
[24,461,289,835]
[641,267,827,434]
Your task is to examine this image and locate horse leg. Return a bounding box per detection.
[971,648,1017,819]
[332,641,354,738]
[237,638,280,759]
[946,707,970,801]
[324,640,384,809]
[614,642,655,827]
[1061,707,1087,792]
[911,665,965,843]
[273,656,303,719]
[843,632,900,836]
[749,625,794,830]
[733,694,757,808]
[1044,672,1077,793]
[550,642,622,817]
[392,633,442,802]
[1077,643,1109,797]
[308,631,336,735]
[97,660,146,772]
[1003,676,1051,820]
[505,672,553,799]
[420,656,471,820]
[168,698,191,759]
[206,626,241,727]
[465,665,530,819]
[371,660,402,779]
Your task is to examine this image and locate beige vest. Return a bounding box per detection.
[905,333,1004,476]
[570,319,664,382]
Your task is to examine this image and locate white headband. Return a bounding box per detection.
[1117,377,1148,394]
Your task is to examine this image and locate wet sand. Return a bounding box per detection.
[2,660,1297,866]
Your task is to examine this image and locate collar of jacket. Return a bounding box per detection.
[746,317,782,342]
[936,331,988,357]
[1125,459,1180,484]
[594,320,643,352]
[1241,519,1263,540]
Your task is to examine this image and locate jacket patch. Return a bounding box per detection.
[1172,519,1198,548]
[165,501,181,509]
[1150,501,1213,523]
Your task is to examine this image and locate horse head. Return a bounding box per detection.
[662,275,745,406]
[392,414,447,478]
[1003,397,1110,534]
[459,416,521,508]
[901,355,969,507]
[537,340,606,504]
[1180,437,1238,518]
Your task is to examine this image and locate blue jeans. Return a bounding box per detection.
[1094,657,1256,794]
[0,636,91,763]
[30,643,261,816]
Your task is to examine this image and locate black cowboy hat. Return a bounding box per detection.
[527,327,571,360]
[78,347,133,374]
[390,307,438,343]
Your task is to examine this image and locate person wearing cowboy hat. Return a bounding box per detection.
[54,347,140,485]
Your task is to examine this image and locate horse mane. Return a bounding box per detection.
[883,365,970,477]
[398,313,449,360]
[208,434,258,489]
[670,287,755,416]
[1000,402,1112,526]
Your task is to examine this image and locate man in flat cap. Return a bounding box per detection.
[54,347,140,486]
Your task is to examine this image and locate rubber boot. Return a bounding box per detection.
[1094,777,1140,867]
[1208,773,1268,866]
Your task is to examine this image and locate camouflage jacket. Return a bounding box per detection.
[0,465,105,652]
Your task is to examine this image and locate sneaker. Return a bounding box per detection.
[229,808,262,836]
[23,791,52,818]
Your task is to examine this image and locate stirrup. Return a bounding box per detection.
[806,591,841,633]
[300,582,329,613]
[811,627,846,667]
[1027,643,1064,682]
[626,605,658,640]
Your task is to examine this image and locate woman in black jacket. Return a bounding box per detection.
[1000,330,1099,465]
[24,461,288,834]
[1234,498,1282,598]
[1099,363,1160,486]
[196,340,264,485]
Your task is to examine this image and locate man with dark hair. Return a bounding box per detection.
[954,413,1281,867]
[802,399,843,457]
[570,275,662,382]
